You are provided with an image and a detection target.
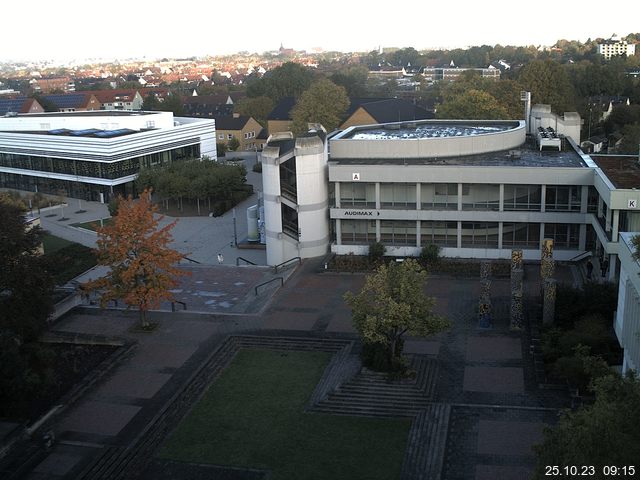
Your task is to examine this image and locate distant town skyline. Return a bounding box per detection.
[5,0,640,63]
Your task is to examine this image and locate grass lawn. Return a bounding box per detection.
[160,349,410,480]
[71,217,113,232]
[43,234,97,285]
[42,233,74,254]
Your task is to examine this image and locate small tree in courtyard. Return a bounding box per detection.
[84,189,188,328]
[344,258,449,372]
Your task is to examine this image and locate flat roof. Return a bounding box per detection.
[592,155,640,189]
[330,139,586,168]
[346,122,517,140]
[13,110,156,117]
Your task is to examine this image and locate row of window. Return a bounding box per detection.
[217,131,256,140]
[336,183,596,212]
[0,146,199,180]
[339,220,582,249]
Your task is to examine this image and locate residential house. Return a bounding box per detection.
[340,98,434,130]
[0,97,44,116]
[215,114,262,151]
[84,89,144,110]
[42,93,101,112]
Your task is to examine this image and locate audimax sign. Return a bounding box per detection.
[343,210,380,216]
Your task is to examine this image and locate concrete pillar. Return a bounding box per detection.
[541,238,555,281]
[612,210,620,240]
[605,205,612,232]
[458,183,463,211]
[376,219,381,242]
[540,184,546,213]
[335,219,342,245]
[579,224,587,251]
[457,221,462,249]
[375,183,381,210]
[416,220,421,247]
[334,182,341,208]
[416,183,421,210]
[542,278,557,325]
[580,185,589,214]
[498,222,504,249]
[499,184,504,212]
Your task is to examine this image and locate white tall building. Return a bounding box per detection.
[598,37,636,59]
[0,110,216,202]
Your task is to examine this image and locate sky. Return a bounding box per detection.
[4,0,640,63]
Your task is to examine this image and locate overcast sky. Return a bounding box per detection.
[4,1,640,62]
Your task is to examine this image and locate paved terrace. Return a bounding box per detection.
[2,258,576,480]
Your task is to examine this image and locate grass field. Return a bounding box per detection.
[160,349,410,480]
[71,217,113,232]
[42,234,97,285]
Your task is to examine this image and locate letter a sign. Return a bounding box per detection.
[352,173,360,181]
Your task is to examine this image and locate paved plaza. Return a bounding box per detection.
[1,167,575,479]
[4,258,572,480]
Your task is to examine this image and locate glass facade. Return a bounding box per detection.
[341,220,376,245]
[380,183,416,209]
[420,221,457,247]
[0,145,200,202]
[544,223,580,249]
[502,223,540,248]
[545,185,581,212]
[461,222,499,248]
[380,220,416,246]
[421,183,457,210]
[462,184,500,211]
[503,185,542,211]
[340,182,376,208]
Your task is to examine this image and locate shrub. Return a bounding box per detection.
[252,162,262,173]
[216,142,227,157]
[368,242,386,264]
[419,243,441,266]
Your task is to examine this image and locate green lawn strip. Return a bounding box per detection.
[43,234,97,285]
[160,349,410,480]
[42,234,73,254]
[71,218,112,232]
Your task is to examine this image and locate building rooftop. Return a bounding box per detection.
[345,122,517,140]
[592,155,640,189]
[331,137,586,168]
[13,110,156,117]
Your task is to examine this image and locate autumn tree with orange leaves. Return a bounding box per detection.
[84,189,188,328]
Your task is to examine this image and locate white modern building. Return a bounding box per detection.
[0,110,216,202]
[598,37,636,59]
[261,127,330,266]
[262,108,640,285]
[615,233,640,375]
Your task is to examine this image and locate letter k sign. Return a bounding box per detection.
[629,199,637,209]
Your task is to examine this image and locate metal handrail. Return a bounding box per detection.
[236,256,257,266]
[254,277,283,295]
[171,301,187,312]
[182,255,201,264]
[568,251,592,262]
[273,256,301,273]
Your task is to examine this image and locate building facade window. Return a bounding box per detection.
[380,220,416,246]
[544,223,580,249]
[503,185,542,211]
[461,222,499,248]
[339,182,376,208]
[545,185,581,212]
[380,183,416,209]
[502,222,541,248]
[462,184,500,211]
[421,183,457,210]
[341,219,376,244]
[420,221,457,247]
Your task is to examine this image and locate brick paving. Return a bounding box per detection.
[6,259,577,480]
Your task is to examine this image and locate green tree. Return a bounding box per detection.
[0,196,55,410]
[533,355,640,477]
[142,94,161,111]
[518,59,577,113]
[0,196,53,342]
[344,259,449,370]
[247,62,315,103]
[437,89,509,119]
[619,123,640,154]
[330,65,369,98]
[227,137,240,151]
[291,78,349,134]
[162,94,184,116]
[234,96,274,127]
